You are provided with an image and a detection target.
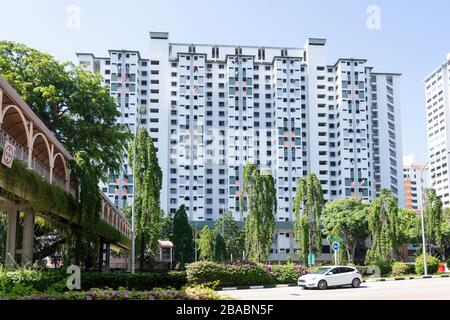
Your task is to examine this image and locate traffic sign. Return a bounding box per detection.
[1,141,16,168]
[332,242,340,252]
[327,236,343,242]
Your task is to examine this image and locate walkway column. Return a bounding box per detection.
[5,211,18,269]
[21,210,35,266]
[105,243,111,270]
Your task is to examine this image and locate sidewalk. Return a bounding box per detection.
[217,274,450,291]
[363,274,450,282]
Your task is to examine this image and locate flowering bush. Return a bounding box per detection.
[12,286,229,301]
[186,261,308,287]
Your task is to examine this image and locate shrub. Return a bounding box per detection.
[391,262,409,277]
[270,264,308,284]
[0,268,187,295]
[185,261,308,287]
[415,255,440,275]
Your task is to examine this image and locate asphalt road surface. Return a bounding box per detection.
[220,278,450,300]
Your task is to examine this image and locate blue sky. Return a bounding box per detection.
[1,0,450,161]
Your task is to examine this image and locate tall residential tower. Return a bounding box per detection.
[424,53,450,207]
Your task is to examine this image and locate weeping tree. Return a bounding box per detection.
[241,164,276,263]
[128,128,163,270]
[424,188,443,256]
[366,189,400,263]
[214,233,227,262]
[293,173,324,264]
[197,226,215,261]
[173,205,194,269]
[73,151,102,269]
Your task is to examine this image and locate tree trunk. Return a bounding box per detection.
[347,244,356,264]
[140,232,145,271]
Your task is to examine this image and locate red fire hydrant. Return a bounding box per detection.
[438,263,446,273]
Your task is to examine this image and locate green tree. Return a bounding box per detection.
[172,205,194,269]
[128,128,162,270]
[397,208,422,244]
[424,188,443,256]
[213,212,244,261]
[321,198,369,263]
[241,164,276,263]
[367,189,400,263]
[160,211,173,241]
[197,226,215,261]
[73,151,102,269]
[214,233,227,262]
[293,173,324,264]
[441,221,450,260]
[0,41,130,176]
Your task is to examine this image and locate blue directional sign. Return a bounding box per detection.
[332,242,340,252]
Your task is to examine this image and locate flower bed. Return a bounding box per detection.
[8,285,230,300]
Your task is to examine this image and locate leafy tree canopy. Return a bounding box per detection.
[322,198,369,263]
[0,41,131,177]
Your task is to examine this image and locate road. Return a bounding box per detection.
[220,278,450,300]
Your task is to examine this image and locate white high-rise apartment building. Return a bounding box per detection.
[77,50,152,208]
[78,32,404,261]
[425,53,450,207]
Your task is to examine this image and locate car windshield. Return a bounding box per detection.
[312,267,332,274]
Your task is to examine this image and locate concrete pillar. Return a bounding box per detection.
[21,210,35,266]
[105,243,111,268]
[5,211,18,269]
[49,166,53,184]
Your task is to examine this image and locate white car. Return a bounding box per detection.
[298,266,362,290]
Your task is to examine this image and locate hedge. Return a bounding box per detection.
[0,268,187,296]
[186,261,308,287]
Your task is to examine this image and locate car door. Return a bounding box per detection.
[338,267,355,285]
[325,267,340,286]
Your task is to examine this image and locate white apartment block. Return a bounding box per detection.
[425,53,450,207]
[77,32,404,261]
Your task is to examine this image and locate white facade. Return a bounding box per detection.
[424,53,450,207]
[77,50,151,208]
[77,32,404,261]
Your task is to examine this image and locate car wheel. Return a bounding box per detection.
[351,278,361,288]
[318,280,328,290]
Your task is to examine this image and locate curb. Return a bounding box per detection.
[216,283,298,291]
[363,274,450,283]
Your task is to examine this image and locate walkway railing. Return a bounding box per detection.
[0,128,76,195]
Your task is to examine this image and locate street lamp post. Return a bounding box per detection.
[419,164,428,276]
[131,106,146,273]
[419,151,450,276]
